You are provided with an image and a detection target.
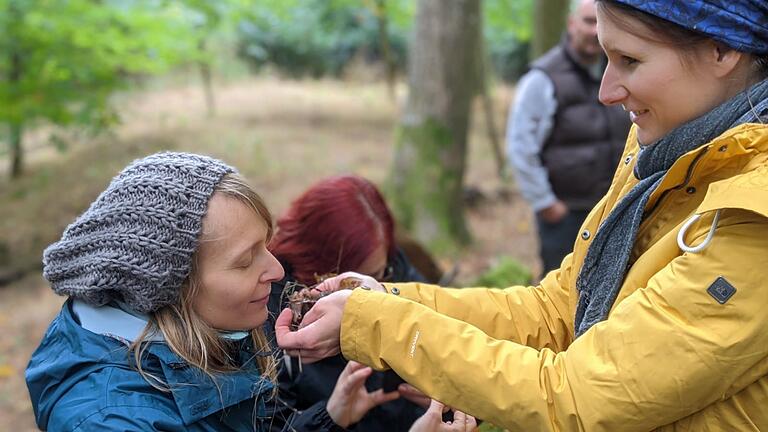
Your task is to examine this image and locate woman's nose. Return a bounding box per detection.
[599,64,629,106]
[265,251,285,282]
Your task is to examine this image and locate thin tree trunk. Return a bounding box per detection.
[9,122,23,179]
[531,0,569,58]
[373,0,397,101]
[9,34,24,179]
[475,16,507,181]
[198,39,216,117]
[481,86,506,180]
[387,0,480,252]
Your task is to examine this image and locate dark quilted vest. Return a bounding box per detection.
[532,42,631,210]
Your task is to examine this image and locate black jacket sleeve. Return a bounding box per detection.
[266,394,346,432]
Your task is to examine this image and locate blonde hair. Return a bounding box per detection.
[129,173,277,391]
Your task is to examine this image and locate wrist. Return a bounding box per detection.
[322,404,350,431]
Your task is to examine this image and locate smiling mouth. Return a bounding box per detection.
[622,105,649,122]
[250,294,269,303]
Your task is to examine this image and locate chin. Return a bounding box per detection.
[223,307,268,331]
[251,307,269,327]
[637,130,659,146]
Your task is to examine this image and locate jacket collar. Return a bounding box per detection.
[64,300,274,425]
[73,299,163,342]
[622,123,768,213]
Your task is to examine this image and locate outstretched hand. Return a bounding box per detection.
[315,271,386,293]
[276,272,387,363]
[326,361,400,428]
[409,400,477,432]
[275,289,352,363]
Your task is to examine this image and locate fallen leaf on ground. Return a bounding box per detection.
[0,364,13,378]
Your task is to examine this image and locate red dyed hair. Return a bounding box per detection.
[269,175,396,285]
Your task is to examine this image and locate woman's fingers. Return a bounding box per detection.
[398,383,431,409]
[463,413,477,430]
[339,361,368,380]
[408,399,443,432]
[338,362,372,393]
[452,410,465,424]
[426,399,445,415]
[275,308,307,353]
[410,399,477,431]
[367,388,401,407]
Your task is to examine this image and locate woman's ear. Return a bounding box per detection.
[710,42,743,78]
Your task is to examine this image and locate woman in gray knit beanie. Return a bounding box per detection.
[25,152,405,431]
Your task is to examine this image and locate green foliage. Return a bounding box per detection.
[478,423,507,432]
[180,0,253,60]
[236,0,411,78]
[0,0,198,127]
[485,0,534,81]
[472,256,531,288]
[0,0,206,175]
[237,0,532,81]
[0,0,536,176]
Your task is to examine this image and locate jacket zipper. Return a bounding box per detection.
[642,145,710,221]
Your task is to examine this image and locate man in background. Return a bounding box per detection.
[506,0,631,276]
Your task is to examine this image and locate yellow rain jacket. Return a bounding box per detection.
[340,124,768,431]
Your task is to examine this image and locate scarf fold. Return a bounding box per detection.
[574,78,768,338]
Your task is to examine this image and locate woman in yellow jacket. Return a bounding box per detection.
[276,1,768,430]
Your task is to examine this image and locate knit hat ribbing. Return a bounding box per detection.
[43,152,236,313]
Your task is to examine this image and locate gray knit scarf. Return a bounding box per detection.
[574,78,768,338]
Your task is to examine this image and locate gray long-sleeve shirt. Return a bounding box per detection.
[505,69,558,212]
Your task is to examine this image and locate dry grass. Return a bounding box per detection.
[0,75,537,431]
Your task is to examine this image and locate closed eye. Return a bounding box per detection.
[232,251,255,269]
[621,55,639,66]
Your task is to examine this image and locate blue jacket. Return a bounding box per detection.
[26,300,275,431]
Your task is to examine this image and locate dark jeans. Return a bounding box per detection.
[535,209,590,277]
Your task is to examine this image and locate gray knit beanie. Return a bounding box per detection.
[43,152,236,313]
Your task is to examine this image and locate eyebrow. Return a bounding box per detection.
[599,40,633,58]
[199,229,258,264]
[230,239,261,262]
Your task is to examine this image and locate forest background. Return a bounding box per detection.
[0,0,572,430]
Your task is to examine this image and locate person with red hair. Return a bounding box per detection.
[265,175,434,432]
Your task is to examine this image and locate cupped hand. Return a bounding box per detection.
[275,289,352,363]
[326,361,401,428]
[314,271,386,293]
[409,400,477,432]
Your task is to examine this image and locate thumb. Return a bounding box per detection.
[275,308,297,349]
[426,399,445,416]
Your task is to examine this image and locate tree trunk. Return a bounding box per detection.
[9,122,23,179]
[373,0,397,101]
[531,0,569,58]
[198,39,216,117]
[387,0,480,252]
[476,15,507,181]
[9,32,23,179]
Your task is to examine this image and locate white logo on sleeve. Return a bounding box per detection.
[409,330,420,358]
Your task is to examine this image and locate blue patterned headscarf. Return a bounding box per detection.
[613,0,768,54]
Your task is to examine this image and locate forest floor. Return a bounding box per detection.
[0,75,538,431]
